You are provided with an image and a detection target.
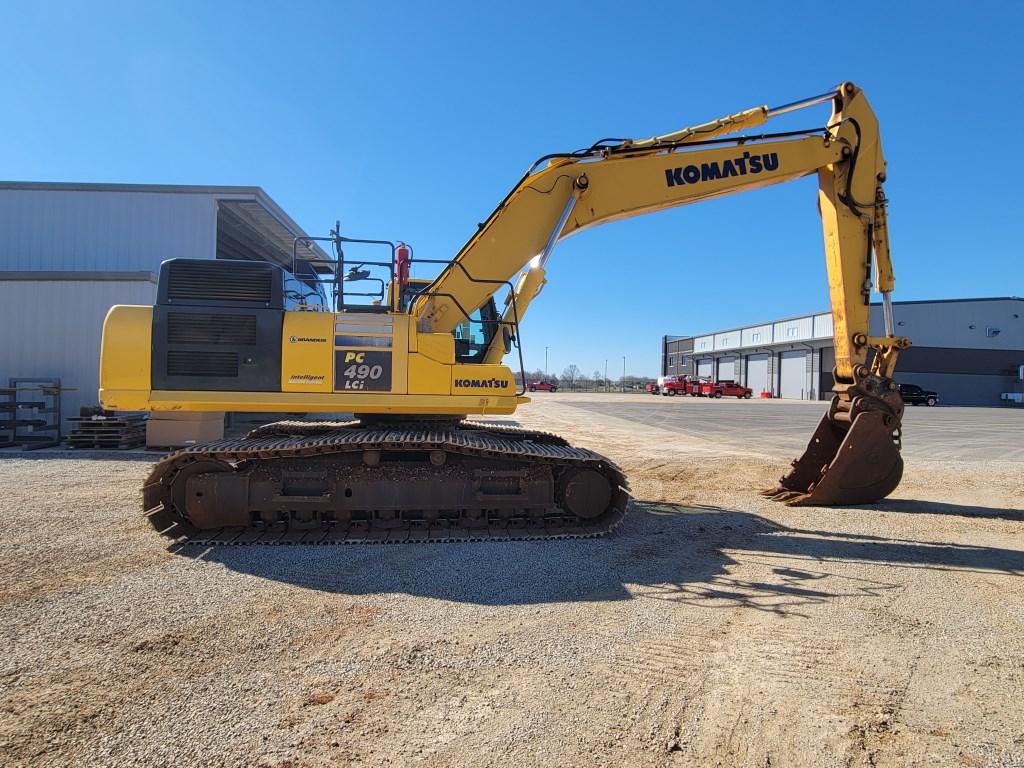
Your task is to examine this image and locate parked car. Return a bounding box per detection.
[717,380,754,399]
[528,380,558,393]
[698,380,753,399]
[898,383,938,406]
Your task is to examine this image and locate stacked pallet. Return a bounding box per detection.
[67,414,147,449]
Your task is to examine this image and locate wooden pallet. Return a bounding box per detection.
[67,425,146,435]
[68,439,145,449]
[68,416,146,428]
[67,415,147,450]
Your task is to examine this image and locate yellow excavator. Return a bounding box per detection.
[100,81,909,544]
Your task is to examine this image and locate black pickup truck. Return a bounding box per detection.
[897,383,939,406]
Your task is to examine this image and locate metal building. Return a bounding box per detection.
[662,297,1024,406]
[0,182,326,427]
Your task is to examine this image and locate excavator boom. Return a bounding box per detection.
[420,83,903,383]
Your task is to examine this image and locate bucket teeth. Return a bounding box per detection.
[763,489,804,504]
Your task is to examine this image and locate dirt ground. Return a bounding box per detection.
[1,393,1022,767]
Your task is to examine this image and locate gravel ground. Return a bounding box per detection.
[1,393,1022,767]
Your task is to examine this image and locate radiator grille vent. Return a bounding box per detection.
[167,313,258,345]
[166,350,239,378]
[167,261,274,303]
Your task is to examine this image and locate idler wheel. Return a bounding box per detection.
[558,469,613,520]
[171,459,242,529]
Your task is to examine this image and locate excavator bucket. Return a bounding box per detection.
[763,408,903,507]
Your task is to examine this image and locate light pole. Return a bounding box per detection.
[604,359,608,393]
[622,356,626,393]
[545,346,549,378]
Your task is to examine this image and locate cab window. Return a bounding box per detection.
[453,299,498,363]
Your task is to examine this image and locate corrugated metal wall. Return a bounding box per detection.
[713,330,740,350]
[0,280,156,426]
[741,324,772,347]
[693,335,714,354]
[812,313,834,338]
[870,298,1024,349]
[774,316,814,343]
[0,189,217,271]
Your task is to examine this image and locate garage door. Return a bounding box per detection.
[697,359,713,379]
[779,351,807,399]
[746,353,768,394]
[819,346,836,398]
[717,357,736,381]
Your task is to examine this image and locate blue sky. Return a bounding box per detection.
[2,1,1021,377]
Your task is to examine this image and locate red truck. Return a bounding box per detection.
[528,380,558,392]
[700,380,753,399]
[661,375,698,396]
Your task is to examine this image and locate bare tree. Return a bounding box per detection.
[562,364,580,391]
[593,370,603,391]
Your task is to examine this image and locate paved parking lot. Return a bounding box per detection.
[563,394,1024,462]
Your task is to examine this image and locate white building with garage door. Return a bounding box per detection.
[662,297,1024,406]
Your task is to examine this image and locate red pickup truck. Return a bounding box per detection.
[700,380,753,399]
[528,380,558,392]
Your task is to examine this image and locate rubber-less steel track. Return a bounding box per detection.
[143,420,630,545]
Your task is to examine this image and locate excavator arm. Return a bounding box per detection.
[417,82,910,506]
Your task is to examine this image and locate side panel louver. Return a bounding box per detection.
[157,258,284,309]
[167,313,258,345]
[166,350,240,378]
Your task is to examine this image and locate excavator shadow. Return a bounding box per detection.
[871,499,1023,521]
[174,500,1024,608]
